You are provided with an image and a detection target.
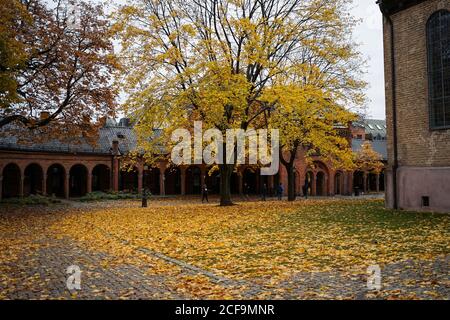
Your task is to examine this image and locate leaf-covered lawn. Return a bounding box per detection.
[50,199,449,283]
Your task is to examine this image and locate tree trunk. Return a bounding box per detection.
[287,164,296,202]
[279,146,298,202]
[219,164,234,206]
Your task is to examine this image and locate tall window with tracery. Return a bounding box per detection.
[427,10,450,129]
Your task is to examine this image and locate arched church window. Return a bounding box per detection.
[427,10,450,129]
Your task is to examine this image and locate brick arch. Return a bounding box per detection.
[2,163,21,198]
[120,165,139,193]
[334,170,344,195]
[185,165,202,194]
[313,161,330,196]
[92,164,111,192]
[24,163,44,196]
[69,164,89,197]
[47,164,66,198]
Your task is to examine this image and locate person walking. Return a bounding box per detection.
[277,183,284,200]
[261,183,267,201]
[202,183,209,203]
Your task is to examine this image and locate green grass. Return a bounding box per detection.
[0,195,61,206]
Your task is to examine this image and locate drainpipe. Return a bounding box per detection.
[378,2,399,209]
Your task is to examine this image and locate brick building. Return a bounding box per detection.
[379,0,450,212]
[0,118,386,200]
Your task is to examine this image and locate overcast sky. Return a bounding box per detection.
[350,0,386,119]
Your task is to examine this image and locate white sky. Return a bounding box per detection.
[350,0,386,120]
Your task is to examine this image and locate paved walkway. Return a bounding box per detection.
[0,197,448,300]
[1,233,448,300]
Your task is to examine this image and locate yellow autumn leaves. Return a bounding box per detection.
[49,199,449,284]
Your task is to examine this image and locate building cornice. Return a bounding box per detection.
[377,0,428,16]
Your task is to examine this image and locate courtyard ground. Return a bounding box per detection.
[0,196,448,300]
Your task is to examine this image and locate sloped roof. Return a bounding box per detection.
[357,119,387,139]
[0,122,137,155]
[352,139,387,161]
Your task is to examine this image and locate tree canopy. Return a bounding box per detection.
[113,0,366,205]
[0,0,118,144]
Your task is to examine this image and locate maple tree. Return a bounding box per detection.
[113,0,365,206]
[354,140,384,174]
[0,0,117,144]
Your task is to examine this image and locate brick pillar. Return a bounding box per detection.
[112,157,119,192]
[42,173,47,196]
[312,172,317,196]
[20,176,24,197]
[180,167,186,195]
[330,172,335,196]
[65,173,70,199]
[87,170,92,194]
[160,169,165,196]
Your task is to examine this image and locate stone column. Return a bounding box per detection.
[87,170,92,194]
[328,174,333,196]
[112,157,119,192]
[42,173,47,196]
[64,173,70,199]
[160,169,165,196]
[348,171,354,196]
[312,172,317,196]
[20,176,24,197]
[180,167,186,196]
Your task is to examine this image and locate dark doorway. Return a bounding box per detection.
[2,163,21,198]
[186,166,201,194]
[24,163,43,196]
[316,171,326,196]
[334,172,342,195]
[165,167,181,195]
[353,171,364,191]
[205,168,220,194]
[92,164,110,192]
[69,164,88,197]
[144,167,160,195]
[243,168,257,194]
[120,167,138,193]
[47,164,65,198]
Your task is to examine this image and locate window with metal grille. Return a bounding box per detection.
[427,10,450,129]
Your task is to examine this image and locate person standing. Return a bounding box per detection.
[202,184,209,203]
[277,183,284,200]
